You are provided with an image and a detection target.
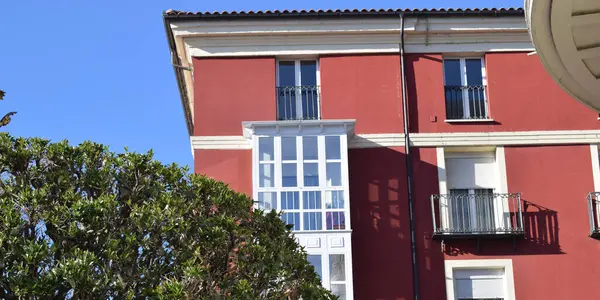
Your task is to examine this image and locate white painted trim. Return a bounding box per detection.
[590,144,600,192]
[444,259,516,300]
[411,130,600,147]
[445,119,495,123]
[348,133,404,148]
[437,147,448,195]
[191,130,600,150]
[171,17,528,37]
[496,147,509,194]
[191,136,251,150]
[242,119,356,139]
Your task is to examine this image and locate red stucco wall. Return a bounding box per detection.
[190,52,600,299]
[194,149,253,196]
[442,145,599,299]
[320,55,403,134]
[193,57,276,136]
[406,53,600,133]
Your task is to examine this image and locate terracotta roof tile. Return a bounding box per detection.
[164,7,524,19]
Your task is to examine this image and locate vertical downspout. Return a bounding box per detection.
[399,13,420,300]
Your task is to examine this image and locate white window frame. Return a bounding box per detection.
[445,259,516,300]
[253,134,350,232]
[436,147,510,233]
[247,120,355,300]
[276,59,321,119]
[442,57,488,119]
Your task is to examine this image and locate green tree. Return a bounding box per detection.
[0,90,17,128]
[0,134,334,299]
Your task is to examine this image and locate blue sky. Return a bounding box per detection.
[0,0,522,168]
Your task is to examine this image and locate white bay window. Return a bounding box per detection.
[246,120,355,300]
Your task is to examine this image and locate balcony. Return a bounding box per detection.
[276,86,320,121]
[430,193,525,239]
[444,85,489,120]
[587,192,600,238]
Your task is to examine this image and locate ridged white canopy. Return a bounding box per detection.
[526,0,600,111]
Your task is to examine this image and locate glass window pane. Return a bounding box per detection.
[278,61,295,86]
[465,59,483,86]
[281,191,300,210]
[325,136,341,160]
[282,163,297,187]
[258,192,277,210]
[282,212,300,231]
[329,254,346,281]
[443,59,462,86]
[331,284,347,300]
[326,212,346,230]
[282,137,297,160]
[307,255,323,280]
[303,212,323,230]
[259,137,274,161]
[326,191,344,209]
[259,164,274,188]
[303,136,318,160]
[326,162,342,187]
[303,191,321,209]
[304,163,319,187]
[300,61,317,86]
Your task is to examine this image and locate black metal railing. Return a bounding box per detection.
[430,193,524,237]
[587,192,600,238]
[445,85,489,120]
[276,86,320,121]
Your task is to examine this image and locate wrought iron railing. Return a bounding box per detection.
[430,193,524,236]
[444,85,489,120]
[276,86,320,121]
[587,192,600,237]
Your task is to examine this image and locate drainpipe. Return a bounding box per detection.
[399,13,420,300]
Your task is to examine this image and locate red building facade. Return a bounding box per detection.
[165,8,600,300]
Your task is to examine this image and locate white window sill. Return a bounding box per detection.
[445,119,495,123]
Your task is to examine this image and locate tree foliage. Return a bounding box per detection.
[0,134,334,299]
[0,90,17,128]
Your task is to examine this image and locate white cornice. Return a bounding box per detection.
[411,130,600,147]
[191,136,251,150]
[191,129,600,150]
[170,17,528,37]
[174,17,533,60]
[349,133,405,148]
[242,119,356,138]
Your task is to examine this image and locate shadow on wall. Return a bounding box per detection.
[349,146,446,300]
[443,200,564,255]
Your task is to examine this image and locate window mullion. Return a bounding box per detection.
[297,136,304,231]
[323,250,331,290]
[460,58,470,118]
[274,136,283,214]
[295,60,303,119]
[318,136,327,230]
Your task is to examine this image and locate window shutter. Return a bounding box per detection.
[446,155,497,189]
[454,269,505,299]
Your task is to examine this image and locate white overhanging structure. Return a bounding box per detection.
[526,0,600,111]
